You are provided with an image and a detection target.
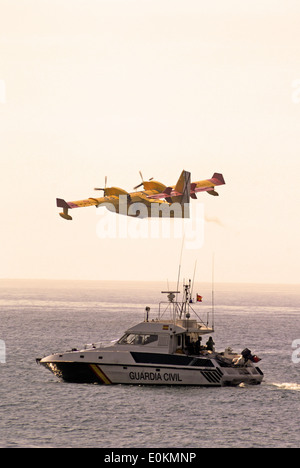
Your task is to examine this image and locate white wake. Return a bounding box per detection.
[270,382,300,392]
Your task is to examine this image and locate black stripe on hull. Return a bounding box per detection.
[200,368,223,384]
[41,362,105,384]
[130,352,215,367]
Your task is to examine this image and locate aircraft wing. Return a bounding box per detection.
[56,197,104,220]
[57,198,100,209]
[56,197,113,221]
[56,186,131,220]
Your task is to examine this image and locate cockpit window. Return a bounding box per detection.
[118,334,158,346]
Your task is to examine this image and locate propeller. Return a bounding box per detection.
[133,171,153,190]
[94,176,108,192]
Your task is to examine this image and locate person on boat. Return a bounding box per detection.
[185,335,194,354]
[194,336,202,355]
[206,336,215,352]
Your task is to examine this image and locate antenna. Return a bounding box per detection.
[190,260,197,301]
[212,253,215,331]
[176,235,185,302]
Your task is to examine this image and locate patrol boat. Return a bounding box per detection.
[37,282,264,386]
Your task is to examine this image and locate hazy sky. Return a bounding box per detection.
[1,0,300,284]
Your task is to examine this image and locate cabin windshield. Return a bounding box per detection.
[118,334,158,346]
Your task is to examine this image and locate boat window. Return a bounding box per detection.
[118,334,136,345]
[143,334,158,345]
[118,334,158,346]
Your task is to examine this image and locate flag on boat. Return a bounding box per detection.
[252,355,261,363]
[196,294,203,302]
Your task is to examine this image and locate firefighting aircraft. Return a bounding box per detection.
[56,170,225,220]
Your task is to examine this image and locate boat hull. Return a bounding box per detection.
[39,358,263,387]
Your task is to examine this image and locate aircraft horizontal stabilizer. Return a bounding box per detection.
[207,190,219,196]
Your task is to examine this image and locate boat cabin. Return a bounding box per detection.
[115,319,213,356]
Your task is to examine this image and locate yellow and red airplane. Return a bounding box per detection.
[56,170,225,220]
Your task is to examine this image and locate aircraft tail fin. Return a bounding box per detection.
[171,170,191,217]
[212,173,225,186]
[174,170,191,205]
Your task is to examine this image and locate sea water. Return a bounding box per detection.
[0,280,299,448]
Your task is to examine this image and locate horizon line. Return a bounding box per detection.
[0,277,299,287]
